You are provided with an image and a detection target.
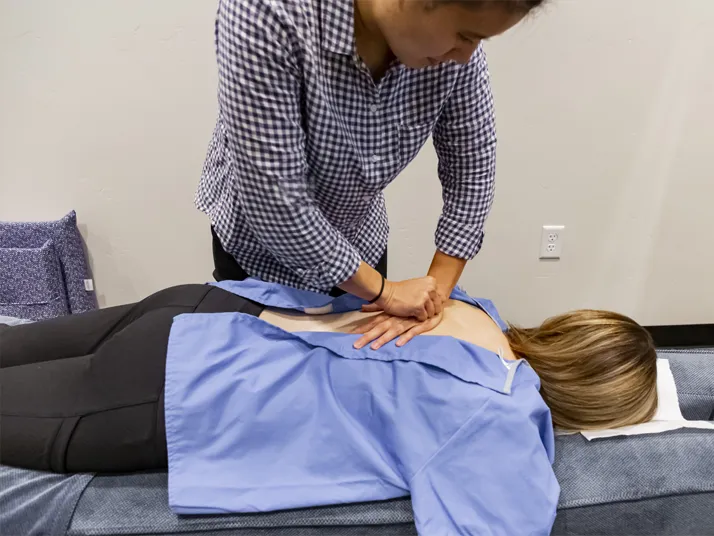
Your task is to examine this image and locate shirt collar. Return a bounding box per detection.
[319,0,356,56]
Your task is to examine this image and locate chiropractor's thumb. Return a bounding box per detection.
[361,303,383,313]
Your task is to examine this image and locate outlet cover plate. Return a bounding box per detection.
[540,225,565,259]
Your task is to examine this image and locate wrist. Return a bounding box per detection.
[427,250,466,301]
[339,261,387,302]
[436,283,452,302]
[376,279,395,308]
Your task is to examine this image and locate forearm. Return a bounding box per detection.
[427,250,467,300]
[339,261,385,302]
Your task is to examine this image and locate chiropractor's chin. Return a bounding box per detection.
[401,54,447,69]
[401,56,432,69]
[389,31,456,69]
[392,43,450,69]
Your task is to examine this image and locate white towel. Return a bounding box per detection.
[581,359,714,440]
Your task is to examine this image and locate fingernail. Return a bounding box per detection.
[371,343,379,350]
[354,342,362,349]
[396,340,404,347]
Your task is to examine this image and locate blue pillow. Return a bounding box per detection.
[0,240,70,320]
[0,211,96,314]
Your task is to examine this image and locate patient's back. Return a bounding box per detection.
[260,299,518,360]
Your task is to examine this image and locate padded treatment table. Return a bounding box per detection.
[2,349,713,536]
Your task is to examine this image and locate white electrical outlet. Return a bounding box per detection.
[540,225,565,259]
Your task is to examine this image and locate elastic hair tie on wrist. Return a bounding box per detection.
[367,275,386,305]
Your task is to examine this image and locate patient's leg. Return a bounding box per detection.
[0,304,132,368]
[0,285,217,369]
[0,284,263,472]
[0,307,175,472]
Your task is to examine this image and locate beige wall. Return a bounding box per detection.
[0,0,217,306]
[2,0,713,325]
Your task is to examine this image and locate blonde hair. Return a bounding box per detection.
[506,310,658,431]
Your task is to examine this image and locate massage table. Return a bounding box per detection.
[2,347,712,536]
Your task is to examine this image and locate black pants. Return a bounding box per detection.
[0,285,263,473]
[212,227,388,297]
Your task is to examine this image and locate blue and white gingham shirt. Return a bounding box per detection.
[196,0,497,293]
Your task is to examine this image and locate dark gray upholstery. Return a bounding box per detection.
[2,350,712,536]
[69,473,416,536]
[663,349,714,420]
[552,429,714,534]
[0,468,92,536]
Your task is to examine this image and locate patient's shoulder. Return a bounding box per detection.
[431,301,516,359]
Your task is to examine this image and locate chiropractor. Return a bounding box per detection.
[196,0,544,345]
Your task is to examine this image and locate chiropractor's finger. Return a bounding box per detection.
[350,312,390,334]
[430,290,443,315]
[414,305,428,322]
[424,297,435,319]
[369,321,413,350]
[396,314,443,347]
[353,317,399,349]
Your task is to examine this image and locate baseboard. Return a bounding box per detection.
[645,324,714,349]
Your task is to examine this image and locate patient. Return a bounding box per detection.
[0,280,657,534]
[0,280,657,465]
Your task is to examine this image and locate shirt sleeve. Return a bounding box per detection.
[408,398,560,536]
[215,0,361,289]
[432,46,497,260]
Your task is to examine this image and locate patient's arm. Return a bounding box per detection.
[409,397,559,535]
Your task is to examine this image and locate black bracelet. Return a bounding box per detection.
[367,275,386,304]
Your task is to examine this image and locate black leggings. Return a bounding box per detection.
[0,285,263,473]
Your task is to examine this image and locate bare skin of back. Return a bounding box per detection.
[260,300,517,361]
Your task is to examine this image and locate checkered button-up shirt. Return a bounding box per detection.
[196,0,496,293]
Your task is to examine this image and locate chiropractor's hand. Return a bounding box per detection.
[369,276,443,321]
[351,311,444,350]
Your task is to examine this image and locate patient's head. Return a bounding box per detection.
[506,310,658,431]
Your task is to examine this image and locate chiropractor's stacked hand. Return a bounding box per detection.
[373,276,443,321]
[352,310,444,351]
[339,262,453,350]
[351,276,447,350]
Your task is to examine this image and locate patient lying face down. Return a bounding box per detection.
[262,298,658,431]
[0,281,656,483]
[0,279,660,535]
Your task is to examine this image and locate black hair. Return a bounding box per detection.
[437,0,547,14]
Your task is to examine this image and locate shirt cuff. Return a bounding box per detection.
[434,215,485,260]
[297,240,362,291]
